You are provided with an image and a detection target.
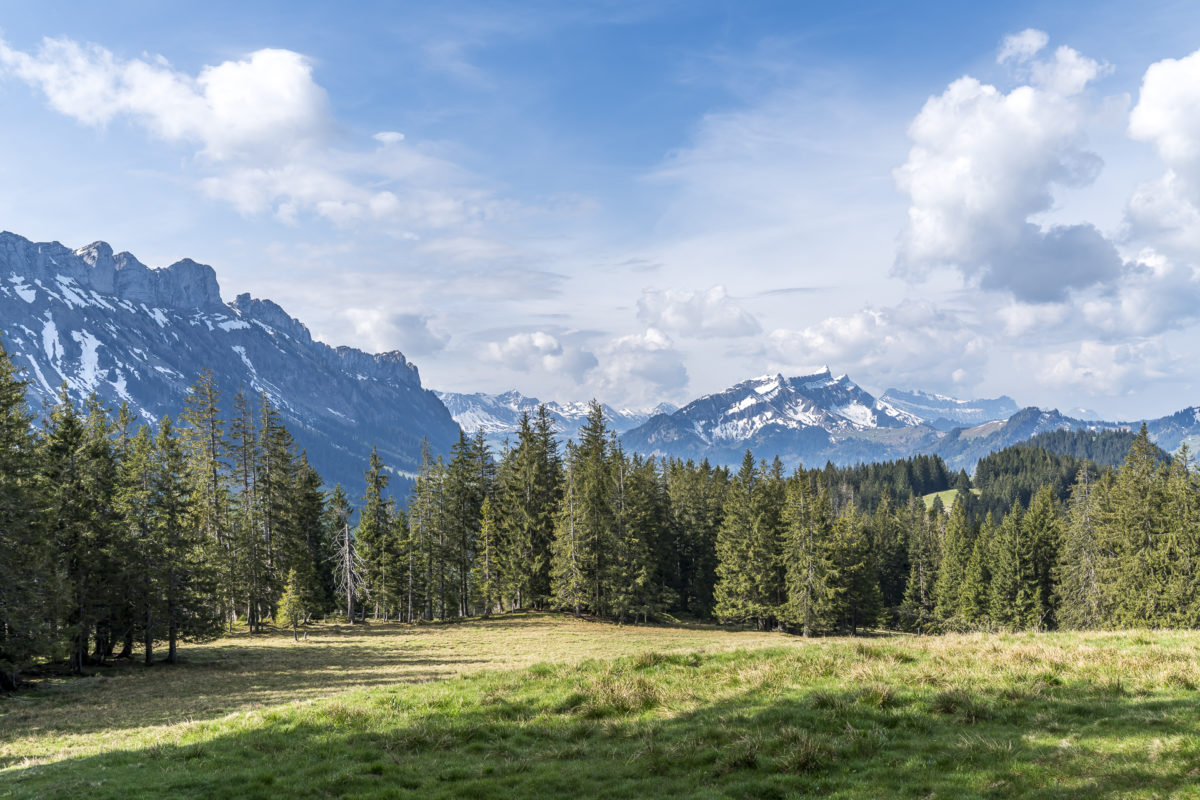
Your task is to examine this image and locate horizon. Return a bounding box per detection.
[3,1,1200,418]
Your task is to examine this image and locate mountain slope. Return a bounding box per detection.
[0,232,460,494]
[877,388,1019,431]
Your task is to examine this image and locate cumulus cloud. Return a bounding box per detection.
[0,36,493,229]
[636,285,760,338]
[1036,340,1178,395]
[486,331,597,382]
[1126,47,1200,259]
[594,328,688,403]
[345,309,448,356]
[767,302,986,389]
[894,32,1121,302]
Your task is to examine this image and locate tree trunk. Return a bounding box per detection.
[144,608,154,666]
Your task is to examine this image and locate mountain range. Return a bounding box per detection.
[0,232,459,495]
[4,230,1198,495]
[617,369,1200,472]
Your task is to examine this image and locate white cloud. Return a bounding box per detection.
[767,302,986,390]
[1036,340,1178,395]
[636,285,760,338]
[0,40,328,158]
[0,36,494,230]
[997,29,1049,65]
[594,328,688,403]
[1126,47,1200,259]
[345,308,448,356]
[894,35,1121,302]
[486,331,597,382]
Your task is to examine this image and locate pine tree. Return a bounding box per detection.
[41,386,112,672]
[180,371,234,628]
[933,496,973,628]
[1104,425,1170,626]
[780,475,832,636]
[276,568,307,641]
[714,452,760,625]
[0,343,52,690]
[826,505,881,634]
[900,497,941,631]
[988,501,1037,630]
[606,447,655,624]
[115,426,163,665]
[474,496,500,618]
[495,409,562,611]
[154,416,221,663]
[1056,469,1106,629]
[1022,485,1062,629]
[869,495,908,626]
[229,392,267,632]
[550,442,588,616]
[958,514,994,627]
[357,447,393,619]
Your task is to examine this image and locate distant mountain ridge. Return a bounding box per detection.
[620,369,1200,472]
[0,232,460,493]
[436,388,675,445]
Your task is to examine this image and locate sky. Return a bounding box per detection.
[2,0,1200,419]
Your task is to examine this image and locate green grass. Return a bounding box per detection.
[922,488,980,509]
[4,615,1200,798]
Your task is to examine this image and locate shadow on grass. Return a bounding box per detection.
[0,612,783,748]
[4,652,1198,800]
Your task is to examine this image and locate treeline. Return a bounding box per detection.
[358,404,1200,638]
[0,349,338,689]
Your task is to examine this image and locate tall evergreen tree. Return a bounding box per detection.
[357,447,393,619]
[933,496,974,628]
[154,416,220,663]
[780,475,833,636]
[0,345,52,690]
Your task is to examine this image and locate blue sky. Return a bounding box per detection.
[2,1,1200,418]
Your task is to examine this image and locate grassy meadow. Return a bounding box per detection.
[3,613,1200,798]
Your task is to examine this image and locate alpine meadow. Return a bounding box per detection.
[4,3,1200,798]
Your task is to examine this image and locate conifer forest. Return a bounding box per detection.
[3,338,1198,693]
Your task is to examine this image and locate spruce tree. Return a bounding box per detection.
[958,514,994,627]
[474,496,500,618]
[276,568,307,641]
[181,371,234,628]
[1022,485,1062,629]
[714,452,760,625]
[154,416,220,663]
[0,344,51,690]
[826,504,881,634]
[900,496,941,631]
[357,447,393,619]
[780,475,832,636]
[933,496,973,628]
[550,442,588,616]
